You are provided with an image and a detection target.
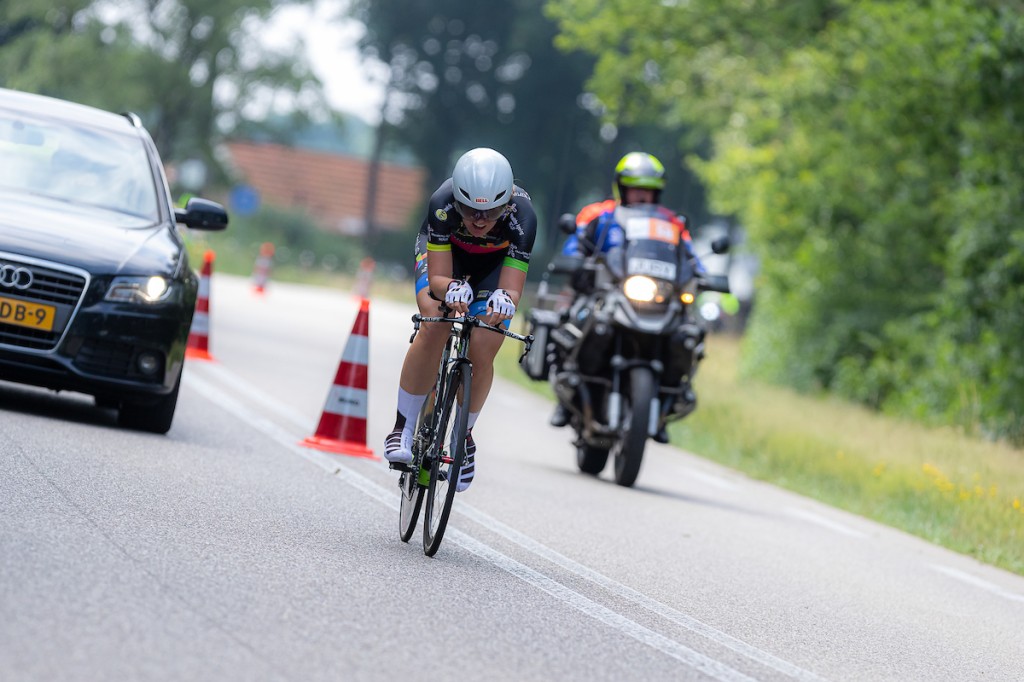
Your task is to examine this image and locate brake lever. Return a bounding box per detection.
[409,314,421,344]
[518,334,535,362]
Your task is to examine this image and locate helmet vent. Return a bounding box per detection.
[494,190,507,202]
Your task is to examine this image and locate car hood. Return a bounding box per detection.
[0,193,181,276]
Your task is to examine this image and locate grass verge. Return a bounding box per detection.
[495,331,1024,577]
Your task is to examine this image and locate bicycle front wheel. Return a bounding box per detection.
[422,362,471,557]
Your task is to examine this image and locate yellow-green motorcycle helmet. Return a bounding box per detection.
[613,152,665,205]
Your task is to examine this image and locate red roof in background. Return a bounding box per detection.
[222,140,426,234]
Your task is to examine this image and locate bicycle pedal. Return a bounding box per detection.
[389,462,413,473]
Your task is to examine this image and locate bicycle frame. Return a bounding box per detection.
[398,311,532,556]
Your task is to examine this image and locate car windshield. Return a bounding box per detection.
[0,108,160,222]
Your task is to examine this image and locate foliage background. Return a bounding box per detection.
[548,0,1024,444]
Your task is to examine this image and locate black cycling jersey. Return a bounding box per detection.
[419,177,536,271]
[414,178,537,298]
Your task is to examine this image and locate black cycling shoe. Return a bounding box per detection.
[653,427,670,444]
[549,404,570,427]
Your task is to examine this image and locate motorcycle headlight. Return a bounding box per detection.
[623,275,659,303]
[106,276,173,304]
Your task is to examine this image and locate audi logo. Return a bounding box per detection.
[0,265,34,290]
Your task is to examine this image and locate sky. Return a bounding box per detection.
[260,0,386,124]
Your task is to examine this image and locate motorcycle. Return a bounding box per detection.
[523,205,730,487]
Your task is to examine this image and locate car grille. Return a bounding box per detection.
[0,256,87,351]
[73,339,135,377]
[73,339,164,383]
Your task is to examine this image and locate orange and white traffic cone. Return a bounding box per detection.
[352,257,375,301]
[251,242,275,295]
[300,297,378,460]
[186,250,215,361]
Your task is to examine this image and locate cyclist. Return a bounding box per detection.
[385,148,537,492]
[551,151,703,438]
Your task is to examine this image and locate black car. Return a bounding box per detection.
[0,87,227,433]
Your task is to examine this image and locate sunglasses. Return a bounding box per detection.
[454,201,508,222]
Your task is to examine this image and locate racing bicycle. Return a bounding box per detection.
[395,309,532,556]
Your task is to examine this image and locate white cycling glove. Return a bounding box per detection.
[445,278,473,305]
[486,288,516,317]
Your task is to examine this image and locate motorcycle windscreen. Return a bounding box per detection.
[616,210,695,285]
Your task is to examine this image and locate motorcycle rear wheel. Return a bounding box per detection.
[612,367,654,488]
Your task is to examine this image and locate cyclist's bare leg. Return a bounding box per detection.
[398,288,449,394]
[386,289,449,463]
[466,327,505,413]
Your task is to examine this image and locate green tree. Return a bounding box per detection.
[549,0,1024,443]
[1,0,324,180]
[349,0,705,256]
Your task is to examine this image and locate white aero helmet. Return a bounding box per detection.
[451,148,514,211]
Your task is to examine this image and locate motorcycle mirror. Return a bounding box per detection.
[711,236,731,254]
[699,274,731,293]
[557,213,577,235]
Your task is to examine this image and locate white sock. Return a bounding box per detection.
[398,388,427,421]
[393,389,427,447]
[467,411,480,430]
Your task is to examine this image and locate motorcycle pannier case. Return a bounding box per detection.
[523,308,561,381]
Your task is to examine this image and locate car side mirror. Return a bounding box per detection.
[175,197,229,231]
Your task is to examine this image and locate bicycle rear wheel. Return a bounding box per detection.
[398,472,424,542]
[422,362,471,557]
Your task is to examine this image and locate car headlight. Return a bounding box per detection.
[106,276,173,304]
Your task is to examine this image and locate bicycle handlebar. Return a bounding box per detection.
[412,313,532,342]
[409,313,534,363]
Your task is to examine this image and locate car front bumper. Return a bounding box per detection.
[0,301,192,399]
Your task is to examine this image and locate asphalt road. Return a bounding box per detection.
[1,274,1021,682]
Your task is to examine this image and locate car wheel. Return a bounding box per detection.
[118,373,181,434]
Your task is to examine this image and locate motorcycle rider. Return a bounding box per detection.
[384,148,537,492]
[550,151,704,442]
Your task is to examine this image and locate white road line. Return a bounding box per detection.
[929,564,1024,603]
[784,507,867,539]
[455,506,827,682]
[185,370,826,681]
[454,534,757,682]
[186,363,313,430]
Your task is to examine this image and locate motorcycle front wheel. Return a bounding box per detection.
[612,367,655,487]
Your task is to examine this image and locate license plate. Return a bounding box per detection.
[0,296,56,331]
[628,257,677,280]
